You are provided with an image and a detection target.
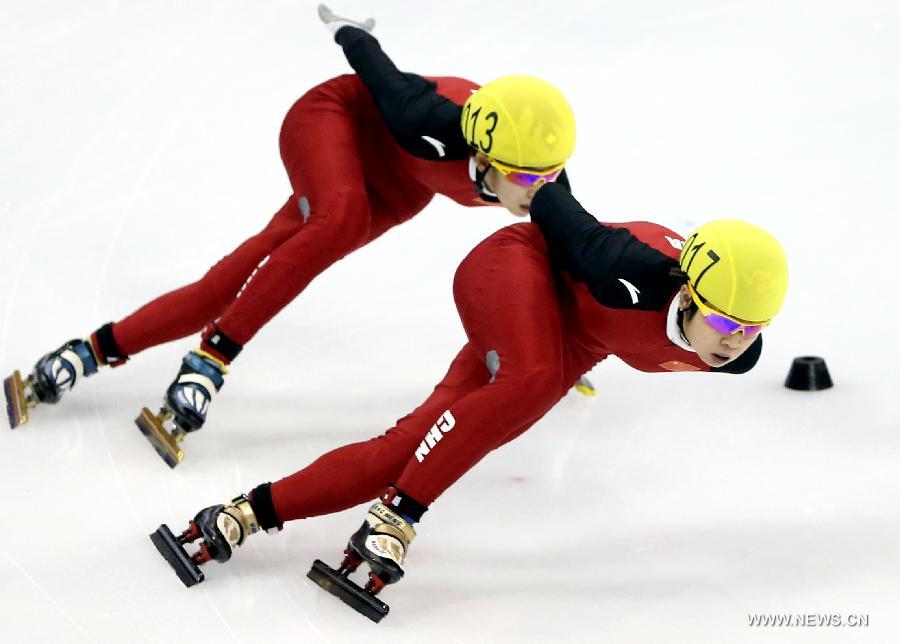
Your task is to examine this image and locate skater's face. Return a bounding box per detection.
[677,286,760,368]
[475,153,556,217]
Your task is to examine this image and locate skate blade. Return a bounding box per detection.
[135,407,184,468]
[574,375,596,397]
[307,559,389,623]
[4,371,30,429]
[150,524,204,587]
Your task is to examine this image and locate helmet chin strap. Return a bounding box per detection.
[676,309,691,346]
[469,156,499,203]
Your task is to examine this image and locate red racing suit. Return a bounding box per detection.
[264,184,761,522]
[89,27,559,365]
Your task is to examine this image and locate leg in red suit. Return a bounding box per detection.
[269,223,594,519]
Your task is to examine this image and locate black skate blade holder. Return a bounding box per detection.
[135,407,186,468]
[308,559,390,623]
[150,524,205,587]
[4,370,35,429]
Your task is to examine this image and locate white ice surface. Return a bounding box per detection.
[1,1,899,643]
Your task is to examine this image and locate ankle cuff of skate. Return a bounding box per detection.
[91,323,128,367]
[384,486,428,524]
[248,483,284,532]
[200,323,243,364]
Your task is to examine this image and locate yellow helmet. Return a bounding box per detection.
[680,220,789,323]
[461,76,576,170]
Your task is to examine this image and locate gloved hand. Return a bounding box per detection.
[317,4,375,36]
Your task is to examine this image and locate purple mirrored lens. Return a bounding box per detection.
[506,168,562,187]
[703,313,764,337]
[703,314,742,335]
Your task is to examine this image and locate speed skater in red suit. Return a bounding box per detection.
[150,181,790,621]
[3,5,579,468]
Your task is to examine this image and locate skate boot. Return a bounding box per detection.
[135,350,226,468]
[308,499,416,622]
[150,494,259,587]
[4,338,100,429]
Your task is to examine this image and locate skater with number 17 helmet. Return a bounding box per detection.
[151,183,789,622]
[3,4,577,467]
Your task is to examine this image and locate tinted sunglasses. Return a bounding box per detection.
[489,159,564,188]
[687,283,769,337]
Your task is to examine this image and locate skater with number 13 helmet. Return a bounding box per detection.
[3,5,576,467]
[151,183,789,622]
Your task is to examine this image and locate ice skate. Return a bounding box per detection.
[150,494,259,587]
[4,338,100,429]
[307,500,416,623]
[135,350,225,468]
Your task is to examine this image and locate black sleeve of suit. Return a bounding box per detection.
[529,183,682,310]
[335,27,470,161]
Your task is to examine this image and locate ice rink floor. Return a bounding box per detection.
[1,1,899,642]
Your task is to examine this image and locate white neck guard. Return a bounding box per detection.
[666,293,695,352]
